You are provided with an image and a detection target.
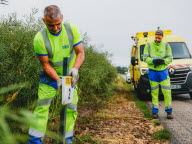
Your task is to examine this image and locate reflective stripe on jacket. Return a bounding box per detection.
[143,41,173,71]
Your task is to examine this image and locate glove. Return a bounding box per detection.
[152,59,157,64]
[57,78,62,89]
[69,68,79,87]
[154,59,165,68]
[157,59,165,64]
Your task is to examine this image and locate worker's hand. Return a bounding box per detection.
[154,59,165,68]
[57,79,62,89]
[152,59,157,64]
[69,68,79,87]
[153,59,159,68]
[157,59,165,65]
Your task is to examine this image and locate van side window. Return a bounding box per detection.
[140,45,146,61]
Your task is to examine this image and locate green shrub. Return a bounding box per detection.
[0,13,117,143]
[0,106,32,144]
[153,121,161,126]
[0,13,42,107]
[0,13,117,110]
[152,129,171,140]
[78,44,117,109]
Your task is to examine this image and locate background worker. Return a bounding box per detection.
[143,30,173,119]
[28,5,84,144]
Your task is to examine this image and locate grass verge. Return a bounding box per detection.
[152,129,171,140]
[74,134,100,144]
[120,76,151,119]
[133,96,152,119]
[153,121,161,127]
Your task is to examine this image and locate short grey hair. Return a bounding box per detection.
[44,5,61,19]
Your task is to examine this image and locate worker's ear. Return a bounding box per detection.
[60,14,63,20]
[42,18,46,24]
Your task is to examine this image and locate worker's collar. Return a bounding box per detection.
[154,40,162,45]
[50,28,62,36]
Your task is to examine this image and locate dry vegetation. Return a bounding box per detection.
[44,77,170,144]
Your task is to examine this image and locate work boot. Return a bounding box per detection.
[167,112,174,119]
[65,136,73,144]
[152,113,158,119]
[28,136,42,144]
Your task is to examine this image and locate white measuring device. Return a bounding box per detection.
[61,76,74,105]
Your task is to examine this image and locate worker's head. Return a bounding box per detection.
[42,5,63,34]
[155,30,163,43]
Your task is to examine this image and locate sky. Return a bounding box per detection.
[1,0,192,67]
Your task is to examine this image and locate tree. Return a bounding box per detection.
[116,66,128,74]
[0,0,8,5]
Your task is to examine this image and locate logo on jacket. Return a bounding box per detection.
[169,68,175,75]
[63,45,69,49]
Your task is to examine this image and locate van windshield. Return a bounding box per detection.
[140,42,191,61]
[168,42,191,59]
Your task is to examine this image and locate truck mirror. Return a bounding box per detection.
[131,56,138,66]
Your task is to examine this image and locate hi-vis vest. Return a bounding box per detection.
[146,42,169,58]
[143,41,173,71]
[40,23,76,76]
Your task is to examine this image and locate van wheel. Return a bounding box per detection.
[137,84,151,101]
[137,88,144,100]
[189,93,192,99]
[137,85,146,100]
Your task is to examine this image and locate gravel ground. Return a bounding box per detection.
[121,74,192,144]
[145,94,192,144]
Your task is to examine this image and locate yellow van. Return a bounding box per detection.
[130,30,192,100]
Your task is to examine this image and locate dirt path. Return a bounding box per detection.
[74,77,169,144]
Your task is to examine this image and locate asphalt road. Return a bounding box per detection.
[121,74,192,144]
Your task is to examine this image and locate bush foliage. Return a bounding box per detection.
[0,13,117,110]
[78,44,117,108]
[0,12,117,143]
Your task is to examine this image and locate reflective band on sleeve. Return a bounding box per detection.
[29,128,45,138]
[67,103,77,111]
[37,97,54,106]
[152,105,159,109]
[143,54,149,56]
[165,106,172,110]
[151,57,164,59]
[151,85,159,90]
[166,55,173,57]
[65,130,73,138]
[161,85,171,90]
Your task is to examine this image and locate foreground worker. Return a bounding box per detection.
[28,5,84,144]
[143,30,173,119]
